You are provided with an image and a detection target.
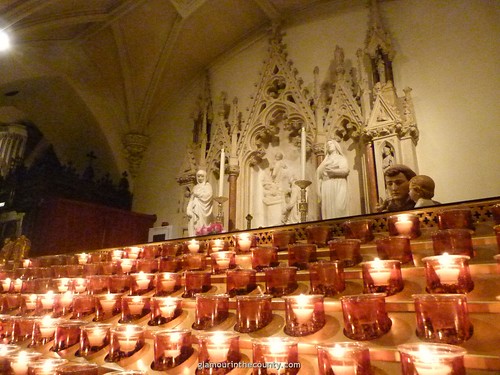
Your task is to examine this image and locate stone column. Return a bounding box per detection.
[227,165,239,231]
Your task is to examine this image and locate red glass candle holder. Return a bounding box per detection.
[413,294,473,344]
[252,337,299,375]
[52,320,86,352]
[186,239,201,254]
[82,263,101,276]
[272,230,296,252]
[55,362,99,375]
[71,278,87,294]
[23,278,51,294]
[328,238,362,267]
[75,253,90,265]
[7,350,43,375]
[135,258,159,273]
[251,246,279,271]
[1,278,12,293]
[159,257,181,272]
[71,295,95,319]
[131,272,155,295]
[306,225,332,247]
[181,253,207,271]
[142,245,159,259]
[340,293,392,340]
[193,294,230,330]
[118,259,136,274]
[35,292,56,316]
[152,329,194,370]
[149,296,182,326]
[53,278,73,293]
[12,316,36,344]
[234,233,256,253]
[90,252,108,263]
[388,213,421,238]
[208,239,228,254]
[99,261,117,275]
[20,294,38,314]
[234,295,273,333]
[432,229,474,257]
[210,251,236,274]
[492,203,500,225]
[120,296,151,323]
[309,261,345,297]
[317,342,372,375]
[226,269,257,297]
[284,294,326,336]
[375,236,413,264]
[109,275,132,294]
[155,272,181,296]
[398,343,466,375]
[110,249,125,262]
[107,324,145,362]
[32,316,58,347]
[264,267,298,297]
[124,246,143,260]
[287,244,317,270]
[343,219,374,243]
[0,315,16,343]
[79,322,112,356]
[183,271,212,298]
[361,259,404,296]
[422,254,474,294]
[196,331,240,371]
[4,294,22,312]
[234,253,253,269]
[95,294,122,321]
[28,359,69,375]
[438,208,475,231]
[86,275,110,295]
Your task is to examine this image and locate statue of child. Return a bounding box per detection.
[409,175,440,208]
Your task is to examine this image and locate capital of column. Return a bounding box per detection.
[227,164,240,177]
[122,132,150,178]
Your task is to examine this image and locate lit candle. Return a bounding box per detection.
[369,258,391,286]
[163,331,181,358]
[212,239,224,251]
[159,300,177,318]
[39,316,56,338]
[263,339,288,375]
[160,278,176,292]
[329,346,356,375]
[235,254,253,269]
[216,258,230,270]
[219,148,225,197]
[119,330,138,352]
[187,239,200,253]
[128,297,145,315]
[13,278,23,292]
[56,278,70,292]
[237,234,252,252]
[207,332,229,363]
[300,127,306,180]
[127,247,141,260]
[77,253,89,264]
[1,278,11,292]
[121,259,134,273]
[41,291,55,309]
[413,347,452,375]
[99,296,117,314]
[22,259,32,268]
[73,278,86,293]
[292,294,314,324]
[435,253,460,284]
[111,249,124,261]
[87,328,106,347]
[59,291,73,308]
[395,219,413,236]
[25,294,37,310]
[9,351,39,375]
[135,272,150,290]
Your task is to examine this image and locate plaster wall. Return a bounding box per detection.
[135,0,500,229]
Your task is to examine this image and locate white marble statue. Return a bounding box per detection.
[316,139,349,219]
[186,170,214,236]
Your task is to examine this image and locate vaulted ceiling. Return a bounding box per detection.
[0,0,361,177]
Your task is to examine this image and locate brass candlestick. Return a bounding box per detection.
[213,196,228,225]
[294,179,312,223]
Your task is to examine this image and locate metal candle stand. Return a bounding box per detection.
[294,179,312,223]
[213,196,228,225]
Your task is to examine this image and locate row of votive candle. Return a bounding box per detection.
[0,329,470,375]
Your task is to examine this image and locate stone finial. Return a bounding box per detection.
[122,132,150,178]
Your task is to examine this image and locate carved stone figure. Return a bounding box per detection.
[282,175,300,224]
[186,170,214,236]
[316,139,349,219]
[376,164,417,212]
[409,175,440,208]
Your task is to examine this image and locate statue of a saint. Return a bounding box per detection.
[186,170,214,236]
[316,139,350,219]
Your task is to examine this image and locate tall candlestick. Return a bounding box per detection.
[300,127,306,180]
[219,148,225,196]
